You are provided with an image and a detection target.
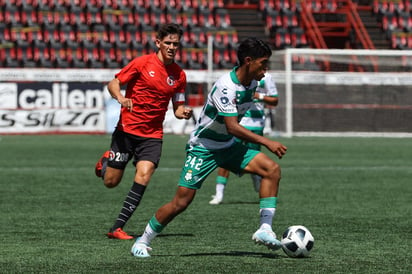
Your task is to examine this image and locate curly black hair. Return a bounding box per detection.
[237,37,272,66]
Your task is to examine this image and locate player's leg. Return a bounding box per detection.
[244,152,282,250]
[251,174,262,192]
[108,138,161,240]
[131,186,196,257]
[95,151,125,187]
[132,145,217,257]
[108,161,155,240]
[209,168,230,205]
[95,129,129,188]
[245,138,262,193]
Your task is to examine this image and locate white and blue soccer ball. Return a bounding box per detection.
[281,225,314,258]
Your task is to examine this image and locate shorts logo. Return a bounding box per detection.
[149,71,155,77]
[167,76,175,86]
[109,151,129,162]
[108,151,115,161]
[184,170,193,181]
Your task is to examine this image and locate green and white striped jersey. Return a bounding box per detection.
[188,67,257,150]
[240,73,278,132]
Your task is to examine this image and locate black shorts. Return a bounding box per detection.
[107,129,163,170]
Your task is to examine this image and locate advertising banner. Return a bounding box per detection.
[0,82,106,134]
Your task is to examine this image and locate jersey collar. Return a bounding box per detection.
[229,66,240,84]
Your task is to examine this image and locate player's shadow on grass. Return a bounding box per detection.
[222,201,259,205]
[180,251,281,259]
[131,233,195,238]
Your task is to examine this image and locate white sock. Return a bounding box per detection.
[138,223,158,245]
[215,183,225,199]
[259,208,276,231]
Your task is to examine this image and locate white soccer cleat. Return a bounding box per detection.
[209,195,223,205]
[131,238,152,258]
[252,228,282,251]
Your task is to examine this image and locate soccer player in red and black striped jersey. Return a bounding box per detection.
[95,23,192,240]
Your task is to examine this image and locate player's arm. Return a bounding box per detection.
[107,78,133,112]
[254,93,278,106]
[224,115,286,159]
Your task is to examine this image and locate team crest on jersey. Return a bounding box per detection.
[167,76,175,86]
[220,96,229,105]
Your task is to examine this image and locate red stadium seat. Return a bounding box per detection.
[3,4,21,25]
[3,45,20,67]
[266,10,283,32]
[259,0,276,12]
[198,9,215,29]
[181,11,199,30]
[273,28,292,49]
[187,50,206,70]
[391,33,408,49]
[214,9,232,30]
[190,27,207,48]
[282,12,299,29]
[213,32,228,50]
[398,12,412,33]
[32,41,53,67]
[291,27,309,48]
[181,31,195,48]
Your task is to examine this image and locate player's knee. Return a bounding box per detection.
[266,162,281,181]
[134,172,153,185]
[103,176,121,188]
[172,198,192,214]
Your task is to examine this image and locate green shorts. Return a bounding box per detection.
[178,142,260,189]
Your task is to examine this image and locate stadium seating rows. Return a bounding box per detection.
[372,0,412,49]
[261,0,412,50]
[1,0,411,69]
[0,0,237,69]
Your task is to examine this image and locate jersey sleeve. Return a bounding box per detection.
[212,82,238,117]
[115,57,141,84]
[260,74,278,97]
[172,70,187,104]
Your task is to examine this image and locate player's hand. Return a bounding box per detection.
[182,107,193,119]
[176,105,193,119]
[118,97,133,112]
[266,141,287,159]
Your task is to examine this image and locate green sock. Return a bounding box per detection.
[149,216,165,233]
[216,175,228,185]
[259,197,277,209]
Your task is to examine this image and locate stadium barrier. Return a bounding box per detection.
[2,48,412,137]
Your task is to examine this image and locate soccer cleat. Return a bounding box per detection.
[107,228,134,240]
[131,237,152,258]
[252,228,282,251]
[209,195,223,205]
[95,150,110,178]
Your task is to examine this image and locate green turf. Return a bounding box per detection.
[0,134,411,273]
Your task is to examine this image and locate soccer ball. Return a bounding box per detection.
[281,225,314,258]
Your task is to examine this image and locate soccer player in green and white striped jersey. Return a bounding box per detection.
[209,73,279,205]
[131,38,288,258]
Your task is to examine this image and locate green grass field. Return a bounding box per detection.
[0,134,411,273]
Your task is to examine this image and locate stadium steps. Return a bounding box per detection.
[225,8,270,47]
[357,9,391,49]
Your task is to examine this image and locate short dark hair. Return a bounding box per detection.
[156,23,183,40]
[237,37,272,66]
